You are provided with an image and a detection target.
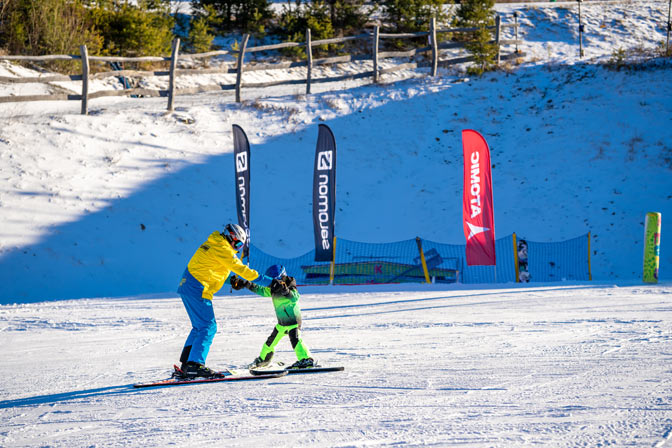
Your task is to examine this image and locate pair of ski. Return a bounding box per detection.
[133,364,344,389]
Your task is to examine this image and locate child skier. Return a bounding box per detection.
[176,223,259,378]
[230,264,315,369]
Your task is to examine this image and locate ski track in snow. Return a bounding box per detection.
[1,284,671,447]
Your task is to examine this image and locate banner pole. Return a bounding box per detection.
[587,232,592,280]
[415,237,431,283]
[513,232,520,282]
[329,236,337,286]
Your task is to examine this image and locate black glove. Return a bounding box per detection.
[270,278,290,297]
[284,276,297,290]
[230,276,250,291]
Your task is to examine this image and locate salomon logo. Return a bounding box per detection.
[317,151,332,171]
[317,174,330,250]
[237,175,247,225]
[236,152,248,173]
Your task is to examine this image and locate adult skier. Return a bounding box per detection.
[230,265,315,369]
[176,223,259,378]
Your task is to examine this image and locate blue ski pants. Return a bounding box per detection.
[180,293,217,365]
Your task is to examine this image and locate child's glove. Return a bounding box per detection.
[284,276,297,290]
[230,276,250,290]
[270,278,290,297]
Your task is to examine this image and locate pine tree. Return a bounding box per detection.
[277,1,335,59]
[380,0,446,33]
[324,0,368,35]
[194,0,272,33]
[94,1,175,58]
[456,0,497,75]
[0,0,103,58]
[187,4,219,54]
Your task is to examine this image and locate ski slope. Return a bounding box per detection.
[0,2,671,446]
[1,283,671,446]
[0,1,670,303]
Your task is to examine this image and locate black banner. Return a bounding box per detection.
[232,124,251,259]
[312,124,336,262]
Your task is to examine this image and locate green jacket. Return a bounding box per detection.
[249,284,302,327]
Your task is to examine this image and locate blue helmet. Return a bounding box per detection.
[265,264,286,280]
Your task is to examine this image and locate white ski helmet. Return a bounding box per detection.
[223,223,247,249]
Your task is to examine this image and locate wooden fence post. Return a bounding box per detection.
[666,0,671,56]
[372,25,379,83]
[167,38,180,112]
[514,11,520,54]
[306,28,312,95]
[430,17,438,76]
[495,15,501,65]
[578,0,584,58]
[80,45,89,115]
[235,34,250,103]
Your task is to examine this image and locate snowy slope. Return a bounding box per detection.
[1,284,671,447]
[0,1,670,303]
[1,3,672,447]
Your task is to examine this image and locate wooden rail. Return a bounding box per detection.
[0,18,521,113]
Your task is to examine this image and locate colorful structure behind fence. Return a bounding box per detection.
[248,233,592,285]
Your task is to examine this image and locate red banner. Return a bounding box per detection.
[462,129,496,266]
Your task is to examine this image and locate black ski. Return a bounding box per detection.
[134,367,287,388]
[250,366,344,375]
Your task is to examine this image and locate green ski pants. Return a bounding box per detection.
[259,324,311,361]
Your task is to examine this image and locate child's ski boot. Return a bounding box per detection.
[289,358,316,369]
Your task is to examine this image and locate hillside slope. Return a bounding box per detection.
[0,2,670,302]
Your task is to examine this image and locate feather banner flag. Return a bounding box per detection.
[312,124,337,262]
[232,124,251,259]
[462,129,496,266]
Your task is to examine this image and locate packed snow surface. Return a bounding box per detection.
[1,283,672,447]
[0,2,671,446]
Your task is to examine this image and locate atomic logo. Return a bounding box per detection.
[466,222,490,240]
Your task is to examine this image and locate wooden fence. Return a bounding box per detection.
[0,16,521,115]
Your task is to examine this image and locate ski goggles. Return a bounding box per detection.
[232,239,244,250]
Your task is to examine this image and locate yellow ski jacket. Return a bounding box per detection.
[178,231,259,300]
